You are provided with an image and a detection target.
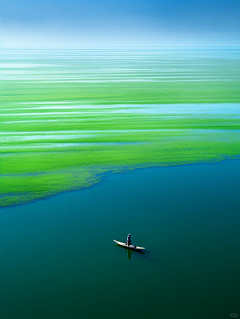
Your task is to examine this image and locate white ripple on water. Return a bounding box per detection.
[1,130,239,143]
[1,134,93,142]
[4,78,233,83]
[1,105,142,111]
[0,111,96,116]
[0,129,187,136]
[1,63,50,69]
[2,103,240,115]
[0,142,142,150]
[0,129,183,142]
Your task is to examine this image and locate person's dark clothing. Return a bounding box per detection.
[127,234,131,246]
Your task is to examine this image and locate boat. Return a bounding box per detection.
[113,239,145,251]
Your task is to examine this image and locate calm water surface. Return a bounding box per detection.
[1,160,240,319]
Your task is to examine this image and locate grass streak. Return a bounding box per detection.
[1,48,240,207]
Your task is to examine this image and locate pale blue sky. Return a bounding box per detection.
[0,0,239,48]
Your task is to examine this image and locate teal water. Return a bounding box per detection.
[1,160,240,319]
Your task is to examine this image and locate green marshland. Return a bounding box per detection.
[1,48,240,207]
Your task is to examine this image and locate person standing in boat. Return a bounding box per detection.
[126,233,131,246]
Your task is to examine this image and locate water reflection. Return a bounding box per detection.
[127,249,133,260]
[114,244,145,260]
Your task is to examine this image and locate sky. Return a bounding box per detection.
[0,0,239,48]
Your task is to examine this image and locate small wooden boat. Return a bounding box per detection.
[113,239,145,251]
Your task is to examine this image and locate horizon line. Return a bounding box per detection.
[1,45,240,50]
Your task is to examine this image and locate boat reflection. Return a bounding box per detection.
[114,244,145,260]
[127,249,133,260]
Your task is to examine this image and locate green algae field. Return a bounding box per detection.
[1,48,240,207]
